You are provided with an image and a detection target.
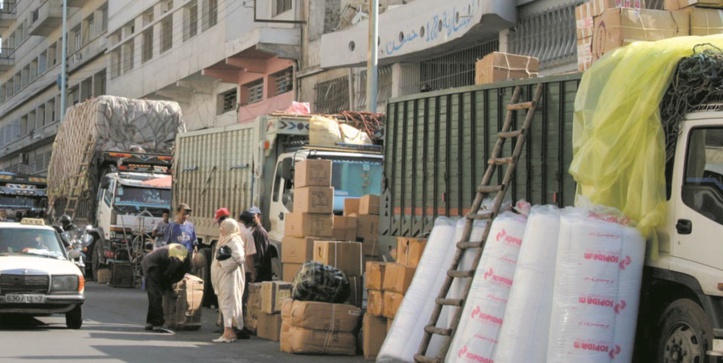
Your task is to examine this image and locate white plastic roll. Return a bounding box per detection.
[611,225,646,362]
[377,217,458,363]
[494,205,561,362]
[448,218,489,322]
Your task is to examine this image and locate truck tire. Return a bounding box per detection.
[66,305,83,329]
[92,241,104,282]
[657,298,713,363]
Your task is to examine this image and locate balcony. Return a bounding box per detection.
[66,0,88,7]
[0,1,17,28]
[27,0,62,37]
[0,47,15,71]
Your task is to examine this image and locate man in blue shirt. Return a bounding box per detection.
[164,203,197,252]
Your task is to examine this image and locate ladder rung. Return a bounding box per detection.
[436,297,464,307]
[477,185,503,193]
[488,157,513,165]
[457,241,483,249]
[424,325,452,336]
[498,129,523,138]
[507,101,535,111]
[448,270,475,278]
[466,212,493,220]
[414,354,442,363]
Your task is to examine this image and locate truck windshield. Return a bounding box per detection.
[115,186,171,206]
[328,159,383,197]
[0,196,39,208]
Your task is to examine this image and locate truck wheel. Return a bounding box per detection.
[92,241,104,282]
[657,298,713,363]
[66,305,83,329]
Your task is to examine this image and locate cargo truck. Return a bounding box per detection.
[172,113,383,278]
[381,71,723,360]
[0,171,48,219]
[47,96,185,280]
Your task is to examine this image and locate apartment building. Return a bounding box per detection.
[0,0,108,174]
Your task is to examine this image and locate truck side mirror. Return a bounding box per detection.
[280,158,293,180]
[100,176,111,189]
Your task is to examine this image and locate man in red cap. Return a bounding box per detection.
[215,208,231,224]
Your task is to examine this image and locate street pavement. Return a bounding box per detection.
[0,281,370,363]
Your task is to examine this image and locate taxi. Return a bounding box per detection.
[0,218,85,328]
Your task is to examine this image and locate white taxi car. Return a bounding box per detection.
[0,218,85,328]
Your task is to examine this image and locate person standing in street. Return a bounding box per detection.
[141,243,191,333]
[152,210,170,248]
[239,209,272,282]
[211,219,247,343]
[164,203,197,253]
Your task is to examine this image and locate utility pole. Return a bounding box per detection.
[366,0,378,112]
[60,0,68,121]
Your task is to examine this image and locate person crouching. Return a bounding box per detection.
[141,243,191,333]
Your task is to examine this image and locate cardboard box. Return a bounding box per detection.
[396,237,427,267]
[257,312,282,341]
[285,212,334,238]
[368,289,384,317]
[358,194,380,215]
[665,0,723,10]
[347,275,363,308]
[294,159,332,188]
[244,282,263,334]
[343,198,360,216]
[96,268,111,284]
[281,236,316,263]
[365,261,387,290]
[261,281,293,314]
[294,186,334,214]
[280,324,357,355]
[382,292,404,319]
[283,262,303,282]
[686,7,723,34]
[361,239,380,257]
[382,263,416,294]
[576,0,645,38]
[333,216,358,241]
[474,52,539,85]
[363,313,388,360]
[356,215,379,241]
[313,240,363,276]
[593,9,688,61]
[281,299,363,332]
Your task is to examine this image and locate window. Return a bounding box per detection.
[683,127,723,225]
[122,42,135,72]
[93,70,106,96]
[162,0,174,13]
[123,20,135,38]
[47,98,56,123]
[142,29,153,63]
[38,51,47,74]
[48,43,57,66]
[272,67,293,95]
[83,14,95,45]
[143,9,154,26]
[275,0,292,16]
[37,105,45,126]
[242,79,264,105]
[161,16,172,52]
[203,0,218,31]
[99,4,109,32]
[313,76,349,114]
[218,88,237,114]
[71,26,81,52]
[184,2,198,41]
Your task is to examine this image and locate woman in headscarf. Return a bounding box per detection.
[211,218,246,343]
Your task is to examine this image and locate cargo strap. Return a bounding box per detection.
[414,83,544,363]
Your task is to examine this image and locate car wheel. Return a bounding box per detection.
[66,305,83,329]
[657,298,713,363]
[92,241,103,282]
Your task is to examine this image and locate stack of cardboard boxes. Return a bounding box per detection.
[576,0,722,71]
[280,299,362,355]
[282,159,335,282]
[344,194,381,260]
[255,281,292,341]
[244,282,262,334]
[362,236,427,360]
[312,240,364,307]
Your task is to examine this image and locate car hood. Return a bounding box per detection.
[0,255,81,275]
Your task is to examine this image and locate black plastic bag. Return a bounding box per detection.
[216,245,232,261]
[291,261,350,303]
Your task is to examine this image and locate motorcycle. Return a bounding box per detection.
[58,226,94,276]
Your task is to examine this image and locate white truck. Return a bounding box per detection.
[172,113,384,277]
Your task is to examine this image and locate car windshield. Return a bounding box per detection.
[0,228,66,259]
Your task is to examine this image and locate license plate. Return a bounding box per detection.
[5,294,46,303]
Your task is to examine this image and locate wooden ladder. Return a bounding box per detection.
[414,83,544,363]
[63,134,95,221]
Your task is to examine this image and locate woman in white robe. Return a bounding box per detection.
[211,218,246,343]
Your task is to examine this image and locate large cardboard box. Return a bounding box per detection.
[396,237,427,267]
[257,312,282,341]
[294,159,332,188]
[382,263,416,294]
[358,194,380,215]
[362,239,379,257]
[261,281,293,314]
[285,212,334,238]
[382,291,404,319]
[576,0,645,38]
[363,313,388,360]
[347,275,364,308]
[162,274,204,330]
[313,240,363,276]
[245,282,262,333]
[474,52,539,85]
[294,186,334,214]
[281,299,363,332]
[283,262,303,282]
[665,0,723,10]
[356,215,379,242]
[281,236,316,263]
[343,198,360,216]
[332,216,357,241]
[368,289,384,317]
[96,268,111,284]
[280,324,357,355]
[686,7,723,35]
[365,261,387,290]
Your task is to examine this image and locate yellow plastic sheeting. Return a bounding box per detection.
[570,35,723,259]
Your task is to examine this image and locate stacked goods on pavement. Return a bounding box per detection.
[162,274,203,330]
[255,281,292,341]
[244,283,262,334]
